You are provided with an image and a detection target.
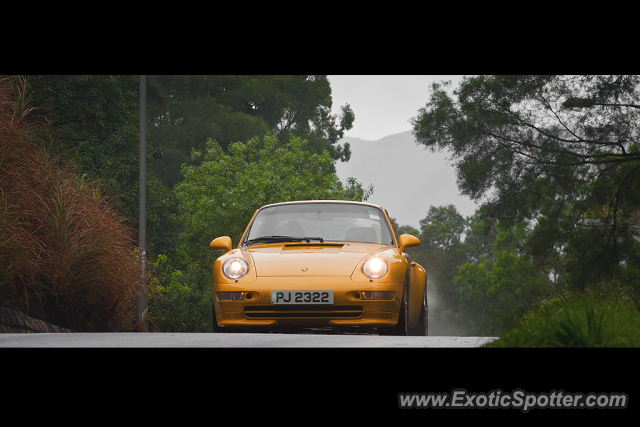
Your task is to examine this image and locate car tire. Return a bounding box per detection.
[378,280,409,336]
[408,279,428,336]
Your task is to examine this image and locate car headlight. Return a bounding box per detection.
[222,257,249,279]
[362,256,389,279]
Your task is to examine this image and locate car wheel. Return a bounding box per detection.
[378,280,409,336]
[409,279,428,336]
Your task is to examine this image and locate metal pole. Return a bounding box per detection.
[137,75,148,331]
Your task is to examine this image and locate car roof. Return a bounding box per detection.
[259,200,386,210]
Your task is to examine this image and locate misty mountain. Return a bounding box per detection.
[334,130,478,228]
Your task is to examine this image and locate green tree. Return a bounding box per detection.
[455,221,556,335]
[148,75,354,188]
[21,75,176,256]
[401,205,557,336]
[153,132,371,331]
[388,217,419,240]
[464,212,498,264]
[413,205,470,335]
[411,75,640,292]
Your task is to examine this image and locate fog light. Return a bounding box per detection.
[217,292,245,301]
[361,291,394,300]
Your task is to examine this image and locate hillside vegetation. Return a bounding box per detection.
[0,77,142,332]
[405,75,640,345]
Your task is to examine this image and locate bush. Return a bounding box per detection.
[146,255,211,332]
[486,293,640,347]
[0,76,143,332]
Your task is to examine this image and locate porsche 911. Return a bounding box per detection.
[209,200,427,335]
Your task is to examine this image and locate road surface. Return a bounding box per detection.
[0,332,498,347]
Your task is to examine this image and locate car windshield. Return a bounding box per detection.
[243,203,395,246]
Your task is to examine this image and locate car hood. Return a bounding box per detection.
[245,243,388,277]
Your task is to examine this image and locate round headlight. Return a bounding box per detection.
[362,256,389,279]
[222,257,249,279]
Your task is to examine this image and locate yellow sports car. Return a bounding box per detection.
[209,200,427,335]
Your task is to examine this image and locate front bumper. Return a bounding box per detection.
[213,276,402,328]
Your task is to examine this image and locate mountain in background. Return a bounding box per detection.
[334,130,478,228]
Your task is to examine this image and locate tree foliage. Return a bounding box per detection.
[411,75,640,293]
[454,223,555,336]
[21,75,176,256]
[392,204,559,336]
[175,132,369,255]
[148,75,354,188]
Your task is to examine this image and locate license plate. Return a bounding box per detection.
[271,290,334,304]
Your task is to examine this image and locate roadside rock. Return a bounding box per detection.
[0,307,73,333]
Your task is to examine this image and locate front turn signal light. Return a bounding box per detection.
[217,292,245,301]
[361,291,395,300]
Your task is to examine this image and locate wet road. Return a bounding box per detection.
[0,332,498,347]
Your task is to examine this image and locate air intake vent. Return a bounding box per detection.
[243,305,363,318]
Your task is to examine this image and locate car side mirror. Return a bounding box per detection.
[398,234,420,252]
[210,236,232,252]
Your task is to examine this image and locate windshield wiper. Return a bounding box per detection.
[245,235,324,245]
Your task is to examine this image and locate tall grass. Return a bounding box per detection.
[486,292,640,347]
[0,76,143,332]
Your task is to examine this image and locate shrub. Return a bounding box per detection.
[486,292,640,347]
[0,76,143,332]
[145,255,211,332]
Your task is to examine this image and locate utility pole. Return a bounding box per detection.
[137,75,148,331]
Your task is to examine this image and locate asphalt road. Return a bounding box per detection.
[0,332,498,348]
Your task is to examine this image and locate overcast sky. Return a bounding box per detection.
[327,75,479,226]
[327,75,465,141]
